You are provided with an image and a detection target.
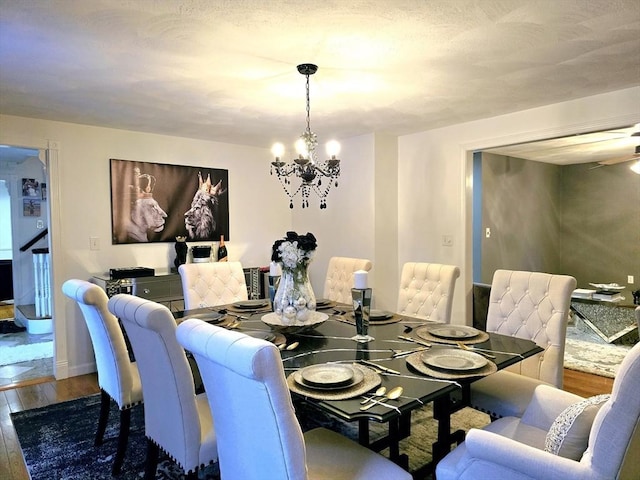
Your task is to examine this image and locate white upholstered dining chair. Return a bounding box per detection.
[323,256,373,304]
[396,262,460,322]
[176,319,412,480]
[470,269,577,419]
[62,279,143,476]
[107,294,217,480]
[178,261,248,309]
[437,341,640,480]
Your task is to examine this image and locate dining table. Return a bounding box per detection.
[175,299,543,479]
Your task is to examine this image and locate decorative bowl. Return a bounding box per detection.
[261,311,328,334]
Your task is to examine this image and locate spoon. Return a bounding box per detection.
[360,386,403,411]
[360,386,387,405]
[457,341,496,359]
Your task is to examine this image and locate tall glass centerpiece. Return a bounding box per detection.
[271,231,317,325]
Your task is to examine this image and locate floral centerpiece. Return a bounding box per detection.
[271,231,317,324]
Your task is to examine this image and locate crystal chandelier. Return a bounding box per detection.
[270,64,340,209]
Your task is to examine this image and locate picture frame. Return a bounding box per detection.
[110,158,229,244]
[22,178,40,197]
[23,198,41,216]
[41,182,47,201]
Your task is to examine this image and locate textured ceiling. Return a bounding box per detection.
[1,0,639,163]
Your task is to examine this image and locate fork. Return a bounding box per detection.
[457,341,496,359]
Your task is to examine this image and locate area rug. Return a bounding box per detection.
[12,393,490,479]
[563,338,631,378]
[0,341,53,366]
[11,394,219,480]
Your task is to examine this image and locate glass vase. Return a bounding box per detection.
[273,263,316,325]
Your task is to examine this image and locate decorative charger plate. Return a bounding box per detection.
[294,363,364,390]
[415,325,489,345]
[421,348,488,371]
[287,364,381,400]
[234,299,270,309]
[406,351,497,380]
[428,325,480,340]
[370,310,394,321]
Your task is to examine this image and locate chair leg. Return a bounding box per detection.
[111,408,131,475]
[95,389,111,446]
[144,438,160,480]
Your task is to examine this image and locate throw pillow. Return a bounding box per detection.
[544,394,610,460]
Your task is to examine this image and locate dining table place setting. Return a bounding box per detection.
[286,362,382,401]
[225,298,272,313]
[404,345,498,380]
[413,323,490,345]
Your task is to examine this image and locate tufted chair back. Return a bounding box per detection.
[396,262,460,323]
[486,269,576,386]
[108,294,217,478]
[177,319,412,480]
[62,279,143,475]
[179,261,248,309]
[323,256,373,304]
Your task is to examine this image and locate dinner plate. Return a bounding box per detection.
[242,330,277,343]
[421,348,488,371]
[428,325,480,340]
[294,364,364,391]
[182,312,224,324]
[315,298,332,307]
[234,299,270,309]
[369,310,394,321]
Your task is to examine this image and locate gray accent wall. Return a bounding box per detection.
[479,153,640,304]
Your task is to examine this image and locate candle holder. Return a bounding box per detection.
[268,275,281,310]
[351,287,374,342]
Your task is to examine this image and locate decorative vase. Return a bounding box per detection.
[273,263,316,325]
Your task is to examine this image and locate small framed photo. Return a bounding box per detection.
[22,178,40,197]
[23,199,41,216]
[41,182,47,201]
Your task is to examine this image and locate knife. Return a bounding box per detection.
[397,335,432,348]
[358,360,401,375]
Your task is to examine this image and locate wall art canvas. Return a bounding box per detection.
[110,158,229,244]
[22,178,40,197]
[23,198,41,216]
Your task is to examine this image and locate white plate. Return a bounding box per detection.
[421,348,488,371]
[589,283,625,291]
[294,364,364,390]
[428,325,480,340]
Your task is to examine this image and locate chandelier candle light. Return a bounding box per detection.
[271,64,341,209]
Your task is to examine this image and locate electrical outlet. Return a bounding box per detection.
[442,235,453,246]
[36,219,44,229]
[89,237,100,251]
[485,227,491,238]
[628,275,635,284]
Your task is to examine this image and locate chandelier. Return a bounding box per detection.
[270,63,340,209]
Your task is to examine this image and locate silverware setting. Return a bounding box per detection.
[360,386,387,405]
[358,360,401,375]
[397,335,432,348]
[360,386,403,412]
[456,341,496,359]
[390,347,429,358]
[278,341,299,351]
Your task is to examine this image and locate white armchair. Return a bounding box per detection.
[176,319,412,480]
[178,261,248,309]
[436,341,640,480]
[323,256,373,304]
[107,294,217,480]
[470,269,576,418]
[62,279,143,476]
[396,262,460,322]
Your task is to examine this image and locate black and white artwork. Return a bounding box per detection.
[110,159,229,244]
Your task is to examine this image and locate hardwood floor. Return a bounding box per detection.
[0,367,613,480]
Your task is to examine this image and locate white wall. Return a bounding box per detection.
[398,86,640,326]
[0,115,293,378]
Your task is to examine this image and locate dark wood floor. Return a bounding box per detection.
[0,368,614,480]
